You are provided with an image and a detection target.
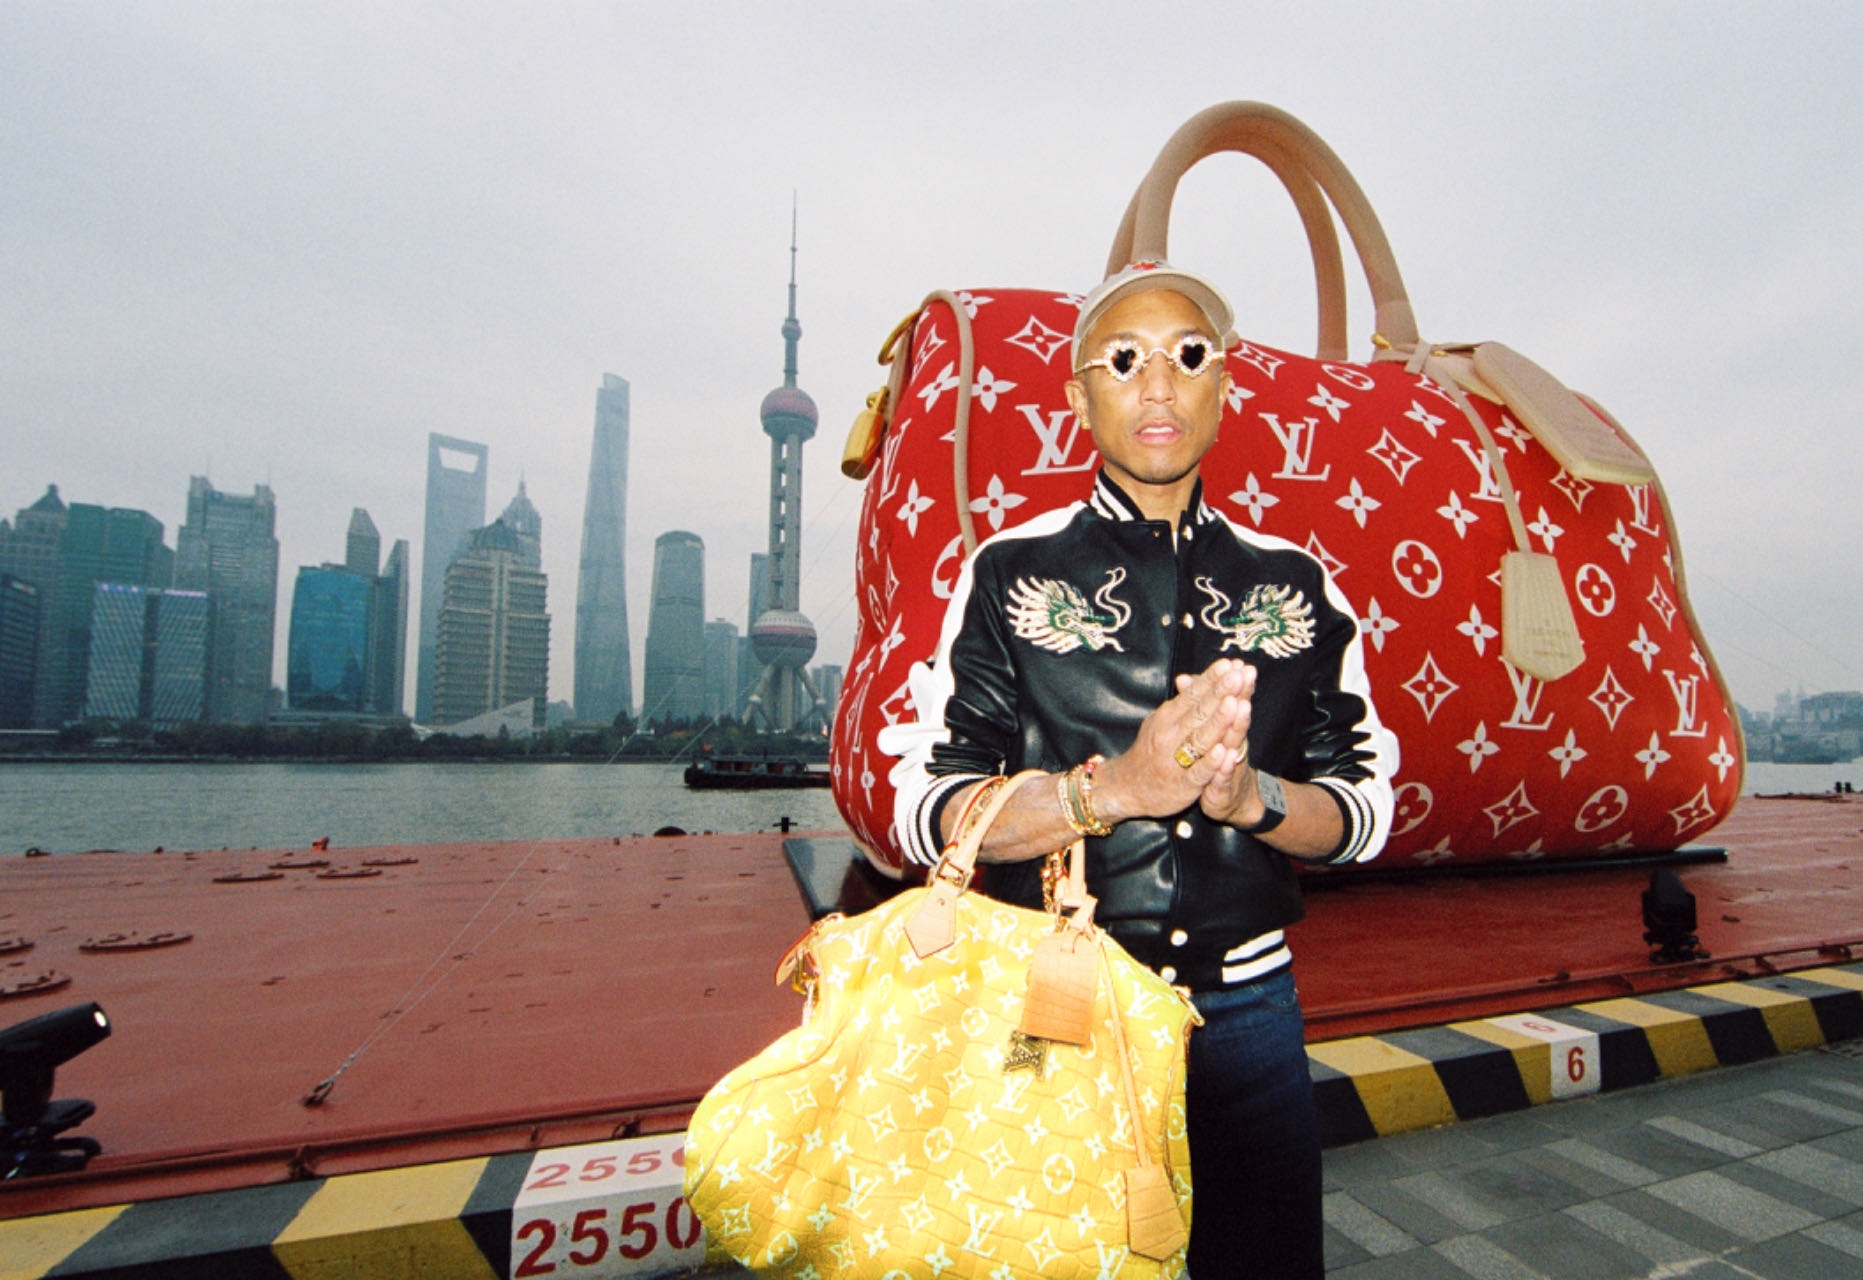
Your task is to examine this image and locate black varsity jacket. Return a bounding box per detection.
[882,472,1399,992]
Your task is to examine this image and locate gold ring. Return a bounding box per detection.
[1174,741,1204,769]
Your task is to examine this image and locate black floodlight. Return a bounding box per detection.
[1642,870,1704,964]
[0,1001,111,1178]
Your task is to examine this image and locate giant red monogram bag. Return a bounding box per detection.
[830,101,1744,876]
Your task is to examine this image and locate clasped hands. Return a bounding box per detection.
[1095,658,1271,831]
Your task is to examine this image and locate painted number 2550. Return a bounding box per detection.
[514,1198,701,1276]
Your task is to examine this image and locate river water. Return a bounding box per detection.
[0,761,848,855]
[0,758,1853,857]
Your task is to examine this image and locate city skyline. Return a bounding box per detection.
[3,7,1860,719]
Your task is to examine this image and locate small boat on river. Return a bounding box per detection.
[682,754,831,790]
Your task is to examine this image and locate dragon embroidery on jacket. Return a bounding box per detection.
[1007,567,1132,653]
[1196,578,1315,659]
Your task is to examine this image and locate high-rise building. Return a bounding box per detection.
[286,567,373,712]
[745,214,822,731]
[575,374,632,727]
[56,505,175,726]
[346,508,381,577]
[3,488,177,728]
[373,540,410,716]
[641,531,705,727]
[82,584,207,728]
[286,509,408,718]
[703,619,740,720]
[175,477,277,725]
[813,662,844,722]
[0,489,68,725]
[432,519,550,726]
[738,552,771,716]
[0,574,40,729]
[150,590,210,728]
[416,434,488,723]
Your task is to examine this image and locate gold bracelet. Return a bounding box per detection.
[1057,770,1090,836]
[1058,758,1113,838]
[1076,754,1113,836]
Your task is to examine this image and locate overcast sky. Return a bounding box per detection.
[4,2,1858,719]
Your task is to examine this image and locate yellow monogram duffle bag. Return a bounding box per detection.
[684,772,1201,1278]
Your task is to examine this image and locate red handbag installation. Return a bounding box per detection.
[830,102,1744,877]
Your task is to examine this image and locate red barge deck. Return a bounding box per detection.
[2,793,1862,1270]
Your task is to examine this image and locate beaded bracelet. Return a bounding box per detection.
[1077,753,1113,836]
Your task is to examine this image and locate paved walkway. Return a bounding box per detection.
[1321,1040,1863,1278]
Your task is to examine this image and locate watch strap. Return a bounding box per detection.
[1241,770,1287,835]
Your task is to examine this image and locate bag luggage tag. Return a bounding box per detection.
[1502,550,1587,682]
[1022,902,1101,1047]
[1020,839,1100,1046]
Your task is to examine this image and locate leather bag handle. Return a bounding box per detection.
[1108,130,1352,361]
[905,771,1055,957]
[1107,100,1420,355]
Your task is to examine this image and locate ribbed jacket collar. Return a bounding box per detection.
[1088,470,1217,536]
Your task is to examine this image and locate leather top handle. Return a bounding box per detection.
[1107,101,1420,357]
[1109,131,1351,361]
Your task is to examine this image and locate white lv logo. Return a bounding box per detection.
[1017,404,1096,475]
[1627,484,1661,536]
[1664,669,1708,738]
[1452,438,1506,503]
[1261,413,1331,482]
[1502,664,1554,731]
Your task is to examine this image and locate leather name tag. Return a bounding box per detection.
[1020,929,1099,1046]
[1502,550,1586,682]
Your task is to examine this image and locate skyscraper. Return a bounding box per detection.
[575,374,632,726]
[286,567,373,712]
[0,574,40,729]
[703,619,740,720]
[82,584,207,729]
[286,509,408,718]
[55,504,175,726]
[175,477,278,725]
[373,539,410,715]
[346,508,381,577]
[416,434,488,723]
[0,487,68,726]
[432,520,550,726]
[745,213,822,731]
[641,530,705,727]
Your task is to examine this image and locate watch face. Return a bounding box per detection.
[1257,770,1287,816]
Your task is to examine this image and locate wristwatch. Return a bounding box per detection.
[1241,770,1287,835]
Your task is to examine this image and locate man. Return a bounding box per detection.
[883,260,1399,1277]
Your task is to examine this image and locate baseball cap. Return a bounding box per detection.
[1071,259,1236,371]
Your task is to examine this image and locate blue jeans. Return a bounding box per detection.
[1186,966,1323,1279]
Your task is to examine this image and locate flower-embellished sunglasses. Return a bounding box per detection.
[1075,334,1225,381]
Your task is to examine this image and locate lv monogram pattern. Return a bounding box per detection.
[685,888,1196,1279]
[830,289,1742,874]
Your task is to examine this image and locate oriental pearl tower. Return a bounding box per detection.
[747,209,821,732]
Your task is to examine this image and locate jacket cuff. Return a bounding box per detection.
[1313,777,1379,865]
[906,772,986,867]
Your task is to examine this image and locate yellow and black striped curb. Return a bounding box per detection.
[0,1151,535,1279]
[1309,962,1863,1146]
[7,964,1863,1278]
